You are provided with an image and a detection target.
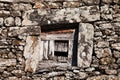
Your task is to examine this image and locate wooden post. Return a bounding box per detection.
[48,40,54,59]
[68,40,73,63]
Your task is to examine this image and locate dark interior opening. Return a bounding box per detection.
[41,23,79,32]
[54,51,68,57]
[54,40,69,57]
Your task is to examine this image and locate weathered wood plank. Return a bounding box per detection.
[77,23,94,67]
[68,40,73,62]
[43,40,49,60]
[54,41,68,52]
[41,33,74,40]
[48,40,55,59]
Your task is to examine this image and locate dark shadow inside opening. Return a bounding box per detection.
[72,28,79,66]
[54,51,68,57]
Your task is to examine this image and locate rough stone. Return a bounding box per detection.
[8,26,41,36]
[100,57,115,65]
[12,3,32,11]
[0,58,16,67]
[85,67,95,72]
[7,77,19,80]
[113,51,120,58]
[0,10,10,17]
[78,72,88,79]
[23,6,100,25]
[24,36,41,72]
[4,17,14,27]
[117,58,120,64]
[112,43,120,51]
[102,0,112,3]
[94,31,103,37]
[12,70,25,77]
[83,0,100,5]
[96,41,109,48]
[0,18,3,26]
[2,71,11,78]
[78,23,94,67]
[95,48,112,58]
[15,17,21,26]
[8,52,16,59]
[105,69,117,75]
[87,75,120,80]
[63,2,80,8]
[100,5,113,20]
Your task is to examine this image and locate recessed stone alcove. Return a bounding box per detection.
[23,23,94,72]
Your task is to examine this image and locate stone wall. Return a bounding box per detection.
[0,0,120,80]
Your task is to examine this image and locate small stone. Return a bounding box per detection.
[113,0,119,3]
[94,71,101,75]
[112,43,120,51]
[2,71,12,78]
[110,63,118,69]
[83,0,100,5]
[15,17,21,26]
[0,10,10,17]
[48,2,62,8]
[13,3,32,11]
[105,69,117,75]
[99,23,113,29]
[87,75,120,80]
[102,0,112,3]
[0,18,3,26]
[63,2,80,8]
[104,29,114,35]
[96,41,109,48]
[78,72,88,79]
[101,5,113,20]
[85,67,95,72]
[99,65,109,70]
[117,58,120,64]
[19,3,32,10]
[73,70,79,73]
[94,31,103,37]
[100,57,115,65]
[113,51,120,58]
[95,48,112,58]
[12,70,25,77]
[8,52,16,59]
[7,66,16,72]
[8,77,19,80]
[0,58,16,67]
[4,17,14,26]
[11,11,21,17]
[33,2,45,9]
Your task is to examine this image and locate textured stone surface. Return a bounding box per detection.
[105,69,117,75]
[112,43,120,50]
[4,17,14,26]
[23,6,100,25]
[78,23,94,67]
[87,75,120,80]
[0,59,16,67]
[0,0,119,79]
[24,36,41,72]
[95,48,112,58]
[15,17,21,26]
[0,18,3,26]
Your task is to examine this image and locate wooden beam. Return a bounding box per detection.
[41,33,74,40]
